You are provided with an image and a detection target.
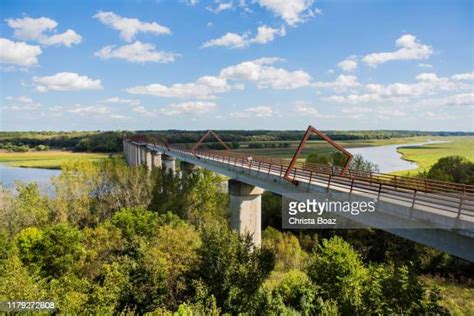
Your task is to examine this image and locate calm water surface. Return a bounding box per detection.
[348,140,448,173]
[0,164,60,193]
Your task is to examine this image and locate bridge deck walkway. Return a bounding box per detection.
[145,143,474,225]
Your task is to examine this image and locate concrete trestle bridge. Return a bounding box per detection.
[123,130,474,262]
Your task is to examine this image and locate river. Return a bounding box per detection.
[0,164,60,193]
[347,140,448,173]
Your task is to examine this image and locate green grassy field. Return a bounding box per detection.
[234,136,434,159]
[0,151,109,169]
[421,276,474,315]
[396,137,474,174]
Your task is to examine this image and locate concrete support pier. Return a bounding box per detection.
[130,143,137,166]
[135,144,141,166]
[228,179,264,247]
[180,161,199,176]
[145,149,153,171]
[152,151,162,169]
[162,154,176,174]
[140,146,146,166]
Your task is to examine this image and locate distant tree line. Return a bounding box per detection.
[0,143,49,152]
[0,130,472,153]
[248,142,291,149]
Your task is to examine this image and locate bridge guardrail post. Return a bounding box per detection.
[377,182,383,200]
[457,185,466,218]
[411,189,417,208]
[327,174,332,191]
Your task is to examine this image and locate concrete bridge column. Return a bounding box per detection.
[134,144,140,166]
[123,141,127,164]
[162,155,176,174]
[140,146,146,166]
[128,142,133,165]
[129,144,135,165]
[228,179,264,247]
[152,151,162,169]
[123,140,128,164]
[145,149,153,171]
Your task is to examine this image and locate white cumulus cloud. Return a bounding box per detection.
[95,41,178,63]
[323,71,473,106]
[93,11,171,42]
[362,34,433,67]
[293,102,334,118]
[202,32,248,48]
[33,72,103,92]
[202,25,286,48]
[337,57,357,72]
[161,101,217,116]
[220,57,311,89]
[250,25,286,44]
[256,0,318,26]
[6,16,81,47]
[102,97,141,106]
[127,76,238,99]
[127,57,311,99]
[313,74,360,91]
[209,2,234,13]
[3,95,41,111]
[0,38,42,66]
[68,104,111,115]
[417,93,474,107]
[451,72,474,81]
[230,106,274,118]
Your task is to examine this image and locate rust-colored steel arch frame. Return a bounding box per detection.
[192,130,230,153]
[284,125,353,184]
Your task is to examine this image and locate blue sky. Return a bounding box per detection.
[0,0,473,131]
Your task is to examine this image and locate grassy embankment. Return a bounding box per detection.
[395,137,474,174]
[0,151,109,169]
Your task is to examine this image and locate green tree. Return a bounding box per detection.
[140,224,201,311]
[0,183,50,236]
[307,236,367,314]
[425,155,474,184]
[350,154,379,172]
[192,221,275,314]
[271,270,316,314]
[0,255,45,301]
[16,224,84,279]
[53,158,159,225]
[262,227,307,272]
[306,153,331,165]
[363,264,448,315]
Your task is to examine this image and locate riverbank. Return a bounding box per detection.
[395,137,474,175]
[0,150,109,169]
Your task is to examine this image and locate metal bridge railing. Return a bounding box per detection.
[134,140,474,220]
